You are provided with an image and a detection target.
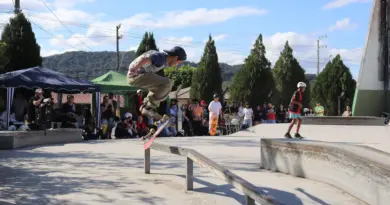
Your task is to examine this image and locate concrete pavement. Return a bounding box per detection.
[0,124,371,205]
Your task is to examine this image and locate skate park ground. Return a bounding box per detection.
[1,124,388,205]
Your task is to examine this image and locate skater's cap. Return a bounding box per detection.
[164,46,187,61]
[213,94,219,98]
[137,89,142,93]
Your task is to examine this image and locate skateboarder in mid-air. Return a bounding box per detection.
[127,46,187,121]
[285,82,306,139]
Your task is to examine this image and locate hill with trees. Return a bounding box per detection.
[42,50,242,81]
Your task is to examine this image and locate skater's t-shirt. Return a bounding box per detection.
[128,50,168,77]
[289,91,303,114]
[243,108,253,120]
[208,101,222,117]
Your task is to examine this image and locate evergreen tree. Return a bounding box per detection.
[1,13,42,72]
[135,32,159,58]
[272,41,308,107]
[0,42,9,74]
[190,35,223,103]
[229,34,275,106]
[311,54,356,115]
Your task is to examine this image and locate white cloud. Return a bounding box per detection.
[41,48,76,57]
[261,32,362,75]
[328,18,357,31]
[49,6,266,51]
[322,0,371,9]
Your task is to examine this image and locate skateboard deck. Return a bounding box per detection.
[209,112,218,136]
[143,118,172,149]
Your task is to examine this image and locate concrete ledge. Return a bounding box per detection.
[301,116,385,126]
[0,128,83,149]
[260,138,390,205]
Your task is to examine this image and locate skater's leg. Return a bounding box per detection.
[287,119,296,133]
[296,118,302,133]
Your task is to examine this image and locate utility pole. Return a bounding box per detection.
[116,24,123,72]
[14,0,21,14]
[317,35,327,76]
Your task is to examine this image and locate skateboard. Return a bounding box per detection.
[209,112,218,136]
[143,118,173,149]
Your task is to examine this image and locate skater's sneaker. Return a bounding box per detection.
[140,106,162,121]
[294,133,304,139]
[284,132,292,138]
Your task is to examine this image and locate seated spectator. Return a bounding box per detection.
[136,115,149,137]
[82,107,99,140]
[342,106,352,117]
[115,112,137,138]
[276,105,287,123]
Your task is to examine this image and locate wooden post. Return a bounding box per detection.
[186,157,193,190]
[246,196,255,205]
[145,148,150,174]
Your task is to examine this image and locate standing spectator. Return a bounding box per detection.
[101,95,115,139]
[108,93,118,117]
[342,106,352,117]
[27,88,45,130]
[266,103,276,124]
[314,102,325,116]
[230,102,239,114]
[237,102,244,119]
[276,104,286,123]
[191,100,204,135]
[182,103,193,136]
[208,94,223,134]
[253,105,262,125]
[169,103,178,129]
[285,82,306,139]
[261,103,268,123]
[134,89,143,116]
[243,102,253,128]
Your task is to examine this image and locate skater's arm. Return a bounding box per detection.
[128,57,151,73]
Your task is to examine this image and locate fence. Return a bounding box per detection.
[144,142,285,205]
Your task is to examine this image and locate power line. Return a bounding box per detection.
[30,20,82,51]
[38,0,92,50]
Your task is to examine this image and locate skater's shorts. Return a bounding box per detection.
[289,113,301,119]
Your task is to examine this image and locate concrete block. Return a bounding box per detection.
[301,116,384,126]
[260,138,390,205]
[0,128,83,149]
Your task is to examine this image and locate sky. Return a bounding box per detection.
[0,0,373,78]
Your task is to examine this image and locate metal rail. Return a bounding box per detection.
[144,142,284,205]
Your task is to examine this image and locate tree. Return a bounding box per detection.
[164,65,196,90]
[272,41,308,107]
[0,42,9,74]
[135,32,159,58]
[311,54,356,115]
[229,34,275,106]
[190,35,223,103]
[1,13,42,72]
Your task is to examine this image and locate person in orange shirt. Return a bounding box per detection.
[191,99,203,136]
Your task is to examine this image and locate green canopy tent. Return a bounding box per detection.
[91,71,147,115]
[91,71,146,94]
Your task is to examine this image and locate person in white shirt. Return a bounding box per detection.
[208,94,223,132]
[243,102,253,128]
